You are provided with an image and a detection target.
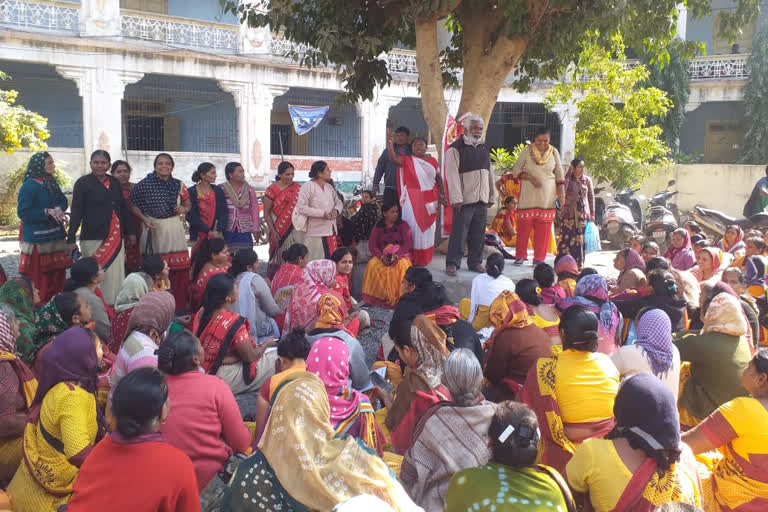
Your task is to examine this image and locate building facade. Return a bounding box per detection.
[0,0,759,186]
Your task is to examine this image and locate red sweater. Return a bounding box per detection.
[66,436,200,512]
[160,371,252,490]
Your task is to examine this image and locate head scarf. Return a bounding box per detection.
[555,255,579,279]
[30,327,107,440]
[245,373,417,511]
[703,293,747,336]
[745,255,768,288]
[114,272,150,313]
[488,291,533,330]
[287,259,339,331]
[720,225,745,254]
[306,337,361,427]
[696,247,724,282]
[411,314,450,388]
[634,309,674,376]
[617,248,646,285]
[561,274,618,331]
[24,151,61,195]
[315,293,347,330]
[33,295,72,352]
[0,306,15,354]
[606,373,680,456]
[125,291,176,336]
[0,278,36,363]
[664,230,692,262]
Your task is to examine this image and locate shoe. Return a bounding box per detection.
[513,258,526,265]
[470,264,486,273]
[445,265,458,277]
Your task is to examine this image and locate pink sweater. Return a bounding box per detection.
[160,372,252,490]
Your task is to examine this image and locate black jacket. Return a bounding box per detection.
[67,174,132,242]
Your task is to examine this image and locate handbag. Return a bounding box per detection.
[291,207,308,233]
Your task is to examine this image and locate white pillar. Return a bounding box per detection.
[237,1,271,55]
[359,94,401,185]
[552,103,578,163]
[80,0,121,37]
[56,65,143,167]
[676,4,687,40]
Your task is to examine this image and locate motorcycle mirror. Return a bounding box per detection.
[668,179,676,186]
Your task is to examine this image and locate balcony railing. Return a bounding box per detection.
[0,0,78,32]
[689,54,749,81]
[120,10,238,51]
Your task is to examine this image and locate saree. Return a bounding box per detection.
[120,186,142,272]
[519,355,616,477]
[489,207,517,246]
[697,397,768,511]
[265,182,301,264]
[558,174,590,267]
[271,263,304,332]
[285,260,338,332]
[398,155,439,266]
[190,266,228,314]
[79,206,124,305]
[0,279,36,365]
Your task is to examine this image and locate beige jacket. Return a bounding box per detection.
[444,146,496,206]
[295,180,343,237]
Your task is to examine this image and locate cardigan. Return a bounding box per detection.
[17,178,68,244]
[187,184,228,240]
[67,174,133,243]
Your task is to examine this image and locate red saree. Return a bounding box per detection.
[189,266,228,314]
[90,212,123,274]
[192,309,259,381]
[265,183,300,261]
[121,187,142,272]
[190,189,217,260]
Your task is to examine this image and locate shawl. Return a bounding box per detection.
[617,249,646,285]
[703,293,748,337]
[129,171,183,220]
[529,143,554,165]
[664,230,692,262]
[488,290,534,330]
[411,314,450,388]
[0,308,37,410]
[114,272,150,313]
[125,291,176,335]
[0,308,15,354]
[745,255,768,288]
[254,373,419,511]
[220,180,251,209]
[286,259,338,331]
[24,151,61,196]
[0,278,36,364]
[695,247,724,282]
[422,305,461,327]
[719,225,745,254]
[352,202,379,242]
[34,296,71,351]
[555,255,580,279]
[561,274,618,331]
[315,293,347,330]
[634,309,674,376]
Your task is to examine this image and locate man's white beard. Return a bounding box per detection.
[463,133,484,146]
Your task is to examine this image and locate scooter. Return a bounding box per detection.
[690,206,768,239]
[614,188,643,227]
[601,198,639,250]
[644,180,679,249]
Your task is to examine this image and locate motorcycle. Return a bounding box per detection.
[601,197,639,250]
[690,206,768,239]
[643,180,679,249]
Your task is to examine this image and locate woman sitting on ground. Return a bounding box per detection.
[306,293,371,390]
[445,401,576,512]
[682,349,768,511]
[534,262,566,304]
[270,243,308,333]
[612,308,682,397]
[566,373,702,511]
[107,272,149,354]
[674,290,751,429]
[0,277,39,366]
[557,274,622,355]
[361,201,413,308]
[285,259,347,332]
[7,327,106,512]
[193,273,277,394]
[228,249,281,343]
[516,278,562,345]
[722,266,762,349]
[520,305,620,477]
[306,337,384,455]
[613,248,648,293]
[641,240,660,262]
[665,228,696,271]
[65,367,199,511]
[254,328,311,444]
[330,247,371,331]
[140,254,170,292]
[692,246,725,284]
[63,257,112,343]
[373,315,452,455]
[157,330,252,491]
[460,253,515,330]
[189,238,230,313]
[718,224,746,260]
[31,292,92,373]
[223,373,421,511]
[0,304,37,486]
[483,291,552,401]
[614,269,689,332]
[554,255,581,298]
[402,348,496,510]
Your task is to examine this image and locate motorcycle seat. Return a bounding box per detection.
[749,213,768,228]
[694,207,745,227]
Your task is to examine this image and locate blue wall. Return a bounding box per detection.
[167,0,238,24]
[0,60,83,148]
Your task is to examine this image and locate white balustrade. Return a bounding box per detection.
[688,54,749,81]
[120,11,238,51]
[0,0,78,32]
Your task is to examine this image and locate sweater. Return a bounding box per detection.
[65,435,200,512]
[67,174,133,242]
[160,372,252,491]
[187,184,228,241]
[484,323,552,401]
[295,180,343,237]
[17,178,68,244]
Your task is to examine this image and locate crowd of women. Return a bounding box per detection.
[0,147,764,511]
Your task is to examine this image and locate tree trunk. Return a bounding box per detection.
[414,18,448,147]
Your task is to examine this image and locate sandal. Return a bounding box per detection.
[445,265,458,277]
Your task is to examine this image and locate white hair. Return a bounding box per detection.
[441,348,482,406]
[463,115,485,128]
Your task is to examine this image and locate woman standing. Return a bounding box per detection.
[110,160,142,273]
[558,159,594,268]
[221,161,260,254]
[188,162,227,260]
[129,153,191,312]
[264,161,302,275]
[295,160,343,261]
[17,152,70,303]
[511,128,565,265]
[67,150,134,306]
